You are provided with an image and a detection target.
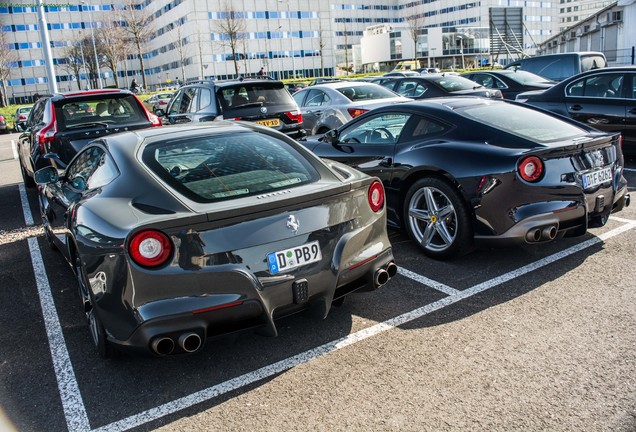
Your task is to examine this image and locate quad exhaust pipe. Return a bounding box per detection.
[150,332,203,356]
[525,224,558,243]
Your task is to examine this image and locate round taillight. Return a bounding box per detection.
[368,180,385,212]
[129,230,172,268]
[518,156,544,182]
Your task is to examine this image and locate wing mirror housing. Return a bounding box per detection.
[34,166,59,185]
[43,153,67,169]
[322,129,340,145]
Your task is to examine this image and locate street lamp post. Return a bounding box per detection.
[81,1,102,88]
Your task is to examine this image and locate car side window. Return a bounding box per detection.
[168,90,184,115]
[65,145,118,191]
[472,74,493,88]
[339,113,411,145]
[302,90,327,107]
[181,88,197,113]
[199,88,212,111]
[566,73,624,98]
[29,100,45,126]
[403,116,448,141]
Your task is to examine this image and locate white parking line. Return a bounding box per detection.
[398,267,460,296]
[624,167,635,172]
[19,184,34,226]
[28,237,91,432]
[11,140,18,160]
[21,177,636,432]
[92,220,636,432]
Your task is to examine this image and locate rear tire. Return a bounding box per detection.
[20,160,36,188]
[74,254,115,358]
[403,177,473,260]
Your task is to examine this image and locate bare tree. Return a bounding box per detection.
[172,22,188,83]
[99,16,129,88]
[406,14,425,67]
[115,0,153,89]
[62,39,88,90]
[318,20,326,76]
[0,28,19,106]
[342,25,350,75]
[212,2,246,77]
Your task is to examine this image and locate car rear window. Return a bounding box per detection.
[55,95,147,131]
[336,85,403,101]
[218,82,296,111]
[459,102,588,143]
[143,131,319,203]
[429,75,485,92]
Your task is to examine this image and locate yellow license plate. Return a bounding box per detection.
[255,119,280,127]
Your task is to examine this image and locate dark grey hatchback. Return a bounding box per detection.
[159,78,306,140]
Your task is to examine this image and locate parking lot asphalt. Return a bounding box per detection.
[1,132,635,432]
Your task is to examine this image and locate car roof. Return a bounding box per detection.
[303,81,385,90]
[179,78,284,89]
[48,89,134,102]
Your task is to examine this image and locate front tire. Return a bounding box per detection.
[403,177,473,260]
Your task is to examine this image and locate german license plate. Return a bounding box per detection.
[255,118,280,127]
[582,166,612,189]
[267,241,322,274]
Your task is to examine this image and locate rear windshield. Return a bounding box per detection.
[336,85,403,101]
[428,75,484,92]
[55,95,148,131]
[504,70,554,85]
[459,102,588,143]
[143,131,319,203]
[218,82,296,111]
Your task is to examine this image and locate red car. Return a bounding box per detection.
[17,89,161,187]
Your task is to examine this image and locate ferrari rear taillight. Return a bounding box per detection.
[347,108,369,118]
[368,180,385,212]
[129,230,172,268]
[284,111,302,124]
[147,111,162,127]
[518,156,544,182]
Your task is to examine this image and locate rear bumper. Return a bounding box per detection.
[105,247,395,356]
[475,184,629,247]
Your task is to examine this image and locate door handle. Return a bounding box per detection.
[570,104,583,111]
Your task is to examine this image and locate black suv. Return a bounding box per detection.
[18,89,162,187]
[158,78,306,139]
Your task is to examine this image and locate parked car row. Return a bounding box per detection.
[14,67,631,358]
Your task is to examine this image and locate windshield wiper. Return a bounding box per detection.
[65,122,110,130]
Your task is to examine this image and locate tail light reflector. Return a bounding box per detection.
[518,156,544,182]
[347,108,369,118]
[129,230,172,268]
[285,111,302,124]
[368,180,385,212]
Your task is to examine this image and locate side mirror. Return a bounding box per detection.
[155,109,165,116]
[11,114,16,118]
[34,166,59,185]
[322,129,340,144]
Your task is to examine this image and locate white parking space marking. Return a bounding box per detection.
[21,170,636,432]
[19,184,34,226]
[28,237,91,432]
[398,267,461,295]
[93,220,636,432]
[624,167,635,172]
[11,140,18,160]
